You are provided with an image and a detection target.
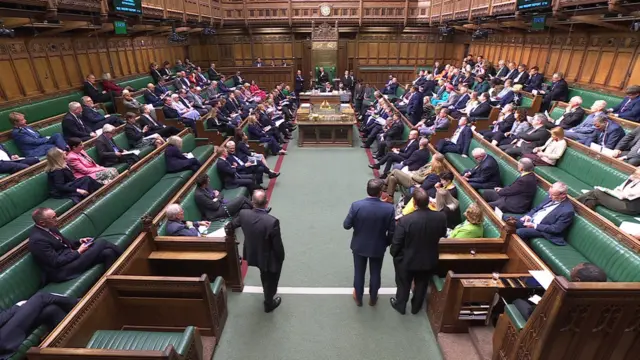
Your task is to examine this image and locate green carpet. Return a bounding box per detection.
[217,130,443,360]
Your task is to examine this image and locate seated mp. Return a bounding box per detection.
[521,127,567,166]
[435,117,472,155]
[62,102,96,142]
[450,203,484,239]
[416,108,450,137]
[162,96,197,133]
[487,108,531,147]
[224,140,269,182]
[139,104,181,138]
[591,114,625,151]
[165,135,201,173]
[607,85,640,123]
[66,137,119,185]
[500,114,550,159]
[9,112,68,158]
[95,124,140,167]
[194,174,254,221]
[228,136,280,180]
[513,263,606,321]
[121,90,144,112]
[542,96,585,130]
[45,148,102,204]
[246,115,286,155]
[81,96,124,132]
[370,130,418,173]
[378,137,430,180]
[564,100,607,146]
[28,207,122,283]
[143,83,167,107]
[461,148,501,190]
[384,153,446,200]
[233,129,282,176]
[101,72,133,96]
[373,114,407,158]
[611,126,640,166]
[123,112,165,149]
[482,158,537,214]
[0,143,39,175]
[506,182,574,245]
[165,203,211,237]
[578,168,640,216]
[480,104,515,141]
[402,172,459,226]
[215,146,264,193]
[0,292,77,359]
[83,74,111,104]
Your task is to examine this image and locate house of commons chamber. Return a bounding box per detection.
[1,0,640,359]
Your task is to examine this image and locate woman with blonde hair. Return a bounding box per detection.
[523,126,567,166]
[46,147,102,203]
[450,203,484,238]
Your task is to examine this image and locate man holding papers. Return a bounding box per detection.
[165,203,211,237]
[577,168,640,215]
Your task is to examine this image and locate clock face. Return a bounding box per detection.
[320,5,331,16]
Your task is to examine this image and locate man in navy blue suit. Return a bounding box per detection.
[406,86,424,125]
[215,147,264,193]
[343,179,395,307]
[0,143,39,174]
[462,148,501,190]
[0,292,77,359]
[523,66,544,93]
[507,182,575,245]
[482,158,537,214]
[80,97,123,131]
[435,117,473,155]
[609,85,640,123]
[382,78,399,95]
[10,112,68,158]
[369,130,419,176]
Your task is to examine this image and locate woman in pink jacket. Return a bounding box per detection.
[66,137,118,184]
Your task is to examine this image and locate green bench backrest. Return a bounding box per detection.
[395,86,406,98]
[401,122,410,140]
[113,132,133,151]
[553,147,627,189]
[0,255,43,309]
[223,78,235,88]
[456,182,500,238]
[86,327,195,354]
[0,92,83,132]
[0,173,50,228]
[566,216,640,282]
[182,134,197,153]
[549,106,565,121]
[117,76,153,91]
[568,88,623,109]
[520,96,533,108]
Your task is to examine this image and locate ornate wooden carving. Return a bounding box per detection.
[311,21,339,42]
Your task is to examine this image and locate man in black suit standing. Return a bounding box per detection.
[462,148,502,190]
[28,207,122,283]
[343,179,395,307]
[340,70,353,93]
[540,72,569,111]
[0,292,77,359]
[482,158,537,214]
[294,70,304,101]
[229,190,285,312]
[317,67,329,86]
[62,102,96,142]
[390,188,447,315]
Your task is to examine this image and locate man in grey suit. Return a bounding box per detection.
[186,86,213,114]
[229,190,285,313]
[612,126,640,166]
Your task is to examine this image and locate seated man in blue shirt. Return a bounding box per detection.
[608,85,640,123]
[506,182,574,245]
[165,203,211,237]
[10,112,68,158]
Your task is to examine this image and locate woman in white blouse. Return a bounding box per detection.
[523,126,567,166]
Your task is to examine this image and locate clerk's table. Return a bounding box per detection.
[297,103,356,147]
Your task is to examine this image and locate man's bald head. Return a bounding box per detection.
[252,190,268,208]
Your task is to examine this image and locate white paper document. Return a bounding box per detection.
[206,226,227,238]
[620,221,640,237]
[528,295,543,305]
[529,270,554,290]
[94,129,103,136]
[589,143,617,157]
[122,149,140,156]
[494,207,503,219]
[183,152,194,159]
[275,119,285,127]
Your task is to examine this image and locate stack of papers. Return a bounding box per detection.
[206,227,227,237]
[123,149,140,156]
[183,152,194,159]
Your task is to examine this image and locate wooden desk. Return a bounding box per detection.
[299,92,347,105]
[297,121,356,147]
[149,251,227,261]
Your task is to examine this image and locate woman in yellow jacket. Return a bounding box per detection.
[450,203,484,238]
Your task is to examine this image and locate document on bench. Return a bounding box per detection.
[206,225,228,238]
[494,207,504,219]
[144,134,159,140]
[275,119,285,127]
[620,221,640,237]
[122,149,140,156]
[183,152,194,159]
[263,126,272,132]
[529,270,554,290]
[594,186,623,200]
[589,143,617,157]
[94,129,103,136]
[528,294,543,305]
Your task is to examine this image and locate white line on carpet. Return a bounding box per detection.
[242,286,397,295]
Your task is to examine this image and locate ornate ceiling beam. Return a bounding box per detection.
[36,21,93,36]
[571,15,629,32]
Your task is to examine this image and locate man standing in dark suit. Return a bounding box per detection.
[229,190,285,312]
[0,143,39,175]
[501,114,550,158]
[80,97,123,131]
[343,179,395,307]
[390,188,446,315]
[62,102,96,141]
[435,117,473,155]
[540,73,569,111]
[370,130,419,176]
[83,74,111,103]
[95,124,139,167]
[294,70,304,101]
[483,158,537,214]
[406,86,424,125]
[507,182,574,245]
[317,67,329,86]
[340,70,353,92]
[0,292,77,359]
[462,148,501,190]
[28,207,122,283]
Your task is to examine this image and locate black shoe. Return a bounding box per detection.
[411,305,422,315]
[390,297,405,315]
[264,297,282,313]
[368,163,380,170]
[268,171,280,179]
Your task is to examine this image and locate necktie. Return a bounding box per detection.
[621,99,631,113]
[73,115,86,130]
[108,138,119,152]
[146,115,158,127]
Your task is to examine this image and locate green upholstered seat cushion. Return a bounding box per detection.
[520,96,533,109]
[505,304,527,331]
[221,187,249,199]
[549,105,566,121]
[530,239,590,279]
[595,206,639,227]
[41,264,104,298]
[431,275,445,292]
[86,326,195,355]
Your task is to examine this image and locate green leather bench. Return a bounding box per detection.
[456,181,501,238]
[567,87,623,109]
[86,326,196,355]
[157,161,249,236]
[504,303,527,331]
[117,75,153,92]
[534,147,627,198]
[2,122,63,157]
[519,96,534,112]
[0,134,213,359]
[0,131,154,256]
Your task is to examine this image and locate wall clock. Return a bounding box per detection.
[320,4,331,17]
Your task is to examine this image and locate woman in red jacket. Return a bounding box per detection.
[101,73,134,96]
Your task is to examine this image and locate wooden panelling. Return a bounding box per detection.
[0,36,186,106]
[469,32,640,93]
